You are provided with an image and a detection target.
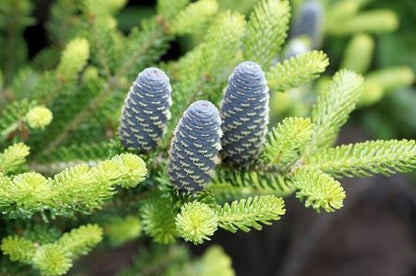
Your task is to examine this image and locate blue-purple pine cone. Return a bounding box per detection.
[290,0,323,49]
[119,67,172,153]
[168,100,222,192]
[220,61,269,167]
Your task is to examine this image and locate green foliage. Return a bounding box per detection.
[176,202,218,244]
[213,168,294,195]
[0,142,29,173]
[341,33,374,74]
[2,224,103,276]
[1,236,36,264]
[104,216,142,246]
[217,195,285,232]
[0,0,34,84]
[166,245,234,276]
[140,196,179,244]
[169,0,218,35]
[32,244,72,276]
[0,0,415,274]
[118,244,190,276]
[291,168,346,213]
[308,70,363,151]
[57,224,103,258]
[0,99,33,141]
[243,0,291,67]
[266,50,329,91]
[25,106,53,130]
[157,0,189,22]
[83,0,127,16]
[305,139,416,178]
[327,10,398,35]
[56,38,90,81]
[365,66,415,92]
[262,117,313,167]
[0,153,146,218]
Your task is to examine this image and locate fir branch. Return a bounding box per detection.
[327,10,398,35]
[262,117,313,167]
[1,236,36,264]
[35,140,121,165]
[32,244,72,276]
[0,99,33,141]
[157,0,189,22]
[166,245,234,276]
[365,66,415,92]
[140,196,179,244]
[39,17,169,156]
[243,0,291,67]
[304,139,416,178]
[56,38,90,81]
[1,224,103,276]
[206,182,252,204]
[291,168,345,213]
[25,106,53,130]
[0,153,147,218]
[266,50,329,91]
[83,0,127,16]
[57,224,103,259]
[0,142,30,173]
[308,70,363,152]
[0,0,34,84]
[118,244,189,276]
[213,167,294,196]
[216,195,285,233]
[104,216,142,246]
[169,0,218,35]
[116,17,168,80]
[341,34,374,74]
[176,202,218,244]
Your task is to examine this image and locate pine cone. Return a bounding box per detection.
[119,67,172,153]
[290,0,323,49]
[168,100,222,192]
[220,61,269,167]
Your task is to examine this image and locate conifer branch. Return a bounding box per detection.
[291,168,345,213]
[213,167,294,195]
[1,224,103,276]
[327,10,398,35]
[140,196,179,244]
[308,70,363,152]
[266,50,329,91]
[262,117,313,167]
[157,0,189,22]
[176,202,218,244]
[0,153,146,218]
[1,236,36,264]
[104,216,142,246]
[216,195,285,232]
[0,142,30,173]
[243,0,291,67]
[169,0,218,35]
[304,139,416,178]
[0,100,33,141]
